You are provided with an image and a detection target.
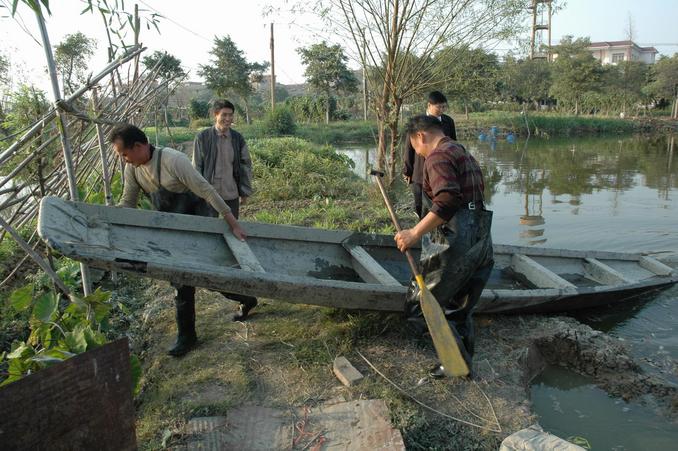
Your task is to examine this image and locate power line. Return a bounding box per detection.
[136,0,213,43]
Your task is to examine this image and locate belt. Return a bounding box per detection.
[462,201,483,210]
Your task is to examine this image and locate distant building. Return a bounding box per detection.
[587,40,657,65]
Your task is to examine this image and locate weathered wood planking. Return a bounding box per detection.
[511,254,577,290]
[0,338,136,451]
[223,232,266,273]
[639,256,674,276]
[584,258,632,285]
[347,245,402,286]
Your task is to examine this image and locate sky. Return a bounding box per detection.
[1,0,677,93]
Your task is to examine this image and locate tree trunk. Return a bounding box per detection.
[387,98,403,184]
[244,101,251,125]
[325,97,330,125]
[673,94,678,120]
[164,106,175,148]
[464,101,469,120]
[377,120,387,172]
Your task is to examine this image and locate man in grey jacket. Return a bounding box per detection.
[193,99,258,321]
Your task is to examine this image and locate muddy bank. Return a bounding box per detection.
[122,275,677,449]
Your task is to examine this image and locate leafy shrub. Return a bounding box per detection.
[189,99,210,119]
[0,258,141,393]
[190,118,213,129]
[262,107,297,136]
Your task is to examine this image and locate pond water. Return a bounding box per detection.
[340,134,678,450]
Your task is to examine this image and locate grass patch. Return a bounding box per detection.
[145,120,380,148]
[142,126,196,147]
[248,137,366,202]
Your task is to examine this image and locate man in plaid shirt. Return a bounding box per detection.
[395,115,494,379]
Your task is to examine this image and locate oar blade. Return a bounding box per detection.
[419,287,470,377]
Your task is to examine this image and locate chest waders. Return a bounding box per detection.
[140,148,200,356]
[405,175,494,370]
[142,150,258,355]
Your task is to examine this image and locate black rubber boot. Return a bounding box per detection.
[428,363,447,379]
[225,293,258,321]
[426,322,473,379]
[168,286,197,357]
[459,316,476,357]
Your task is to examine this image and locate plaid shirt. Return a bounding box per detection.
[423,137,485,221]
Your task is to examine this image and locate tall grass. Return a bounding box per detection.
[248,137,364,202]
[456,111,642,137]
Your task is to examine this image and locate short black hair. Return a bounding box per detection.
[109,123,148,148]
[428,91,448,105]
[212,99,235,114]
[405,115,444,136]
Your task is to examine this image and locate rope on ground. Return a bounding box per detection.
[356,350,502,433]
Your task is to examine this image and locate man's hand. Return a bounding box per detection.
[395,228,419,252]
[224,212,247,241]
[402,174,411,184]
[240,196,249,205]
[231,223,247,241]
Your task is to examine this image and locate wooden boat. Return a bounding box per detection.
[38,196,678,314]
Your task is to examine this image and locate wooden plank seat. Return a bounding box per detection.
[346,245,402,286]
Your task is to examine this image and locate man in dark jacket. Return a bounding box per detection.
[402,91,457,218]
[193,99,258,321]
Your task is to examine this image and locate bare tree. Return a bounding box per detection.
[314,0,528,180]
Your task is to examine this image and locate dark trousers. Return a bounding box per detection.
[181,197,256,307]
[410,183,423,218]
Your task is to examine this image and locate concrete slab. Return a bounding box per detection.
[180,400,404,450]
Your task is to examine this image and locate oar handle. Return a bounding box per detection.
[371,171,422,278]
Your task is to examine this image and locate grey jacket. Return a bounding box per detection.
[192,126,254,197]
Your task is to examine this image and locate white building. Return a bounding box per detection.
[587,40,657,65]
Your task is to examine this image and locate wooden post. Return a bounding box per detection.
[34,5,92,296]
[269,23,276,110]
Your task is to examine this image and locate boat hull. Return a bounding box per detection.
[37,197,678,314]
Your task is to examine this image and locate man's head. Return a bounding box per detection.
[212,99,235,131]
[406,115,445,157]
[427,91,448,117]
[109,124,151,167]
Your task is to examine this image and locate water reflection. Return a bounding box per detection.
[336,146,377,180]
[339,134,678,252]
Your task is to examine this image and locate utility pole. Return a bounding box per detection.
[34,5,92,296]
[270,23,276,110]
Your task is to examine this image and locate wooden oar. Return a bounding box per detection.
[370,170,470,377]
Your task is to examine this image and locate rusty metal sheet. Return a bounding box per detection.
[0,338,136,451]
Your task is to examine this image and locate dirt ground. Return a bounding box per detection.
[119,274,677,450]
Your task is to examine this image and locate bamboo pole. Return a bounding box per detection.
[35,5,92,296]
[0,46,144,167]
[91,88,113,206]
[0,216,70,295]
